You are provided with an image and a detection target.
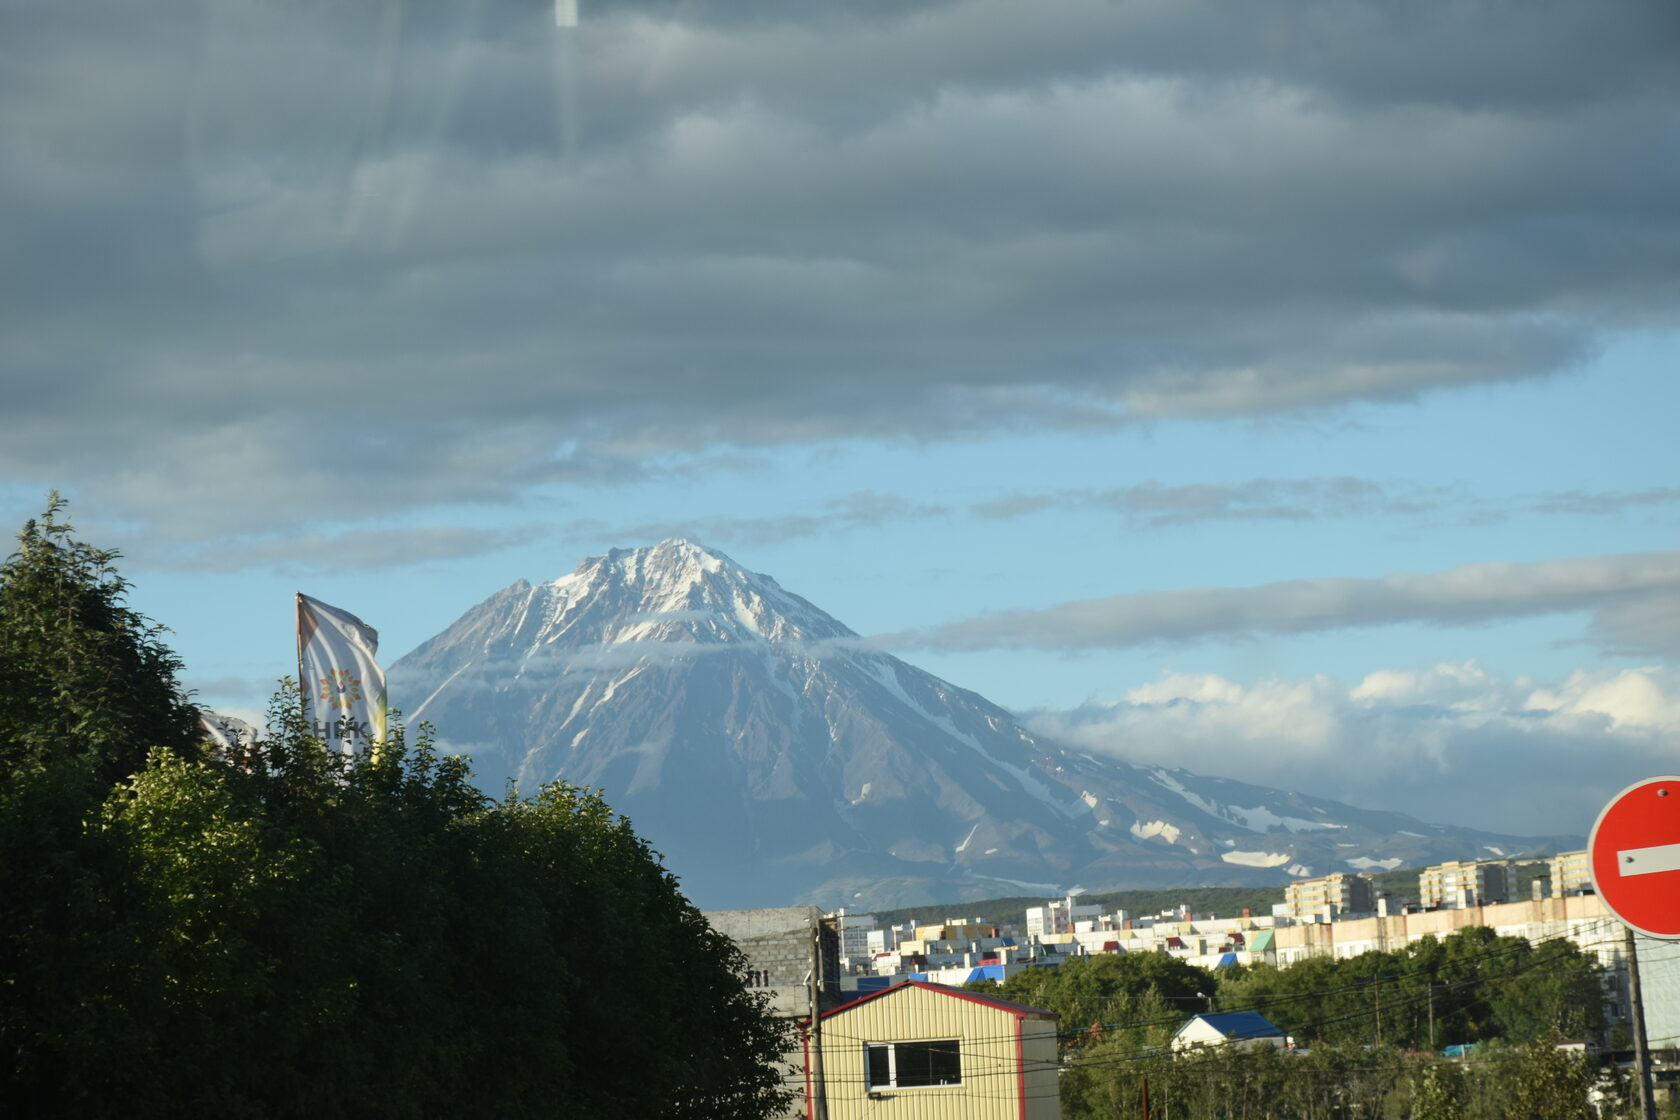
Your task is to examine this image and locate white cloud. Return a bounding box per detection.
[1024,663,1680,836]
[1525,668,1680,732]
[889,551,1680,655]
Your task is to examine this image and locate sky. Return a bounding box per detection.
[3,0,1678,840]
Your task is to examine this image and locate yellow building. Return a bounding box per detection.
[1550,849,1592,897]
[1419,859,1511,908]
[1283,872,1376,917]
[803,979,1058,1120]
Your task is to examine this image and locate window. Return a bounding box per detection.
[864,1040,961,1088]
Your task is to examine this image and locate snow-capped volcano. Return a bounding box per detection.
[391,541,1569,910]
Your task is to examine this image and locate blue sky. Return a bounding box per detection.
[3,0,1677,839]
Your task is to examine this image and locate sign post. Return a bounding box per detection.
[1590,776,1680,1120]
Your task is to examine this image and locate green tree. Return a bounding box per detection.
[981,950,1216,1053]
[1409,1059,1466,1120]
[1499,1031,1591,1120]
[0,493,197,788]
[2,502,794,1118]
[0,496,200,1110]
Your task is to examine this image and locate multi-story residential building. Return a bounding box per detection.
[1283,873,1376,918]
[1025,896,1100,937]
[831,909,879,965]
[1550,849,1593,897]
[1419,859,1512,909]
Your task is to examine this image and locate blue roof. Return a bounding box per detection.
[1216,952,1239,968]
[1190,1011,1283,1040]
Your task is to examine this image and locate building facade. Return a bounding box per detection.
[1283,872,1376,918]
[805,980,1059,1120]
[1419,859,1512,909]
[707,906,842,1119]
[1550,849,1593,897]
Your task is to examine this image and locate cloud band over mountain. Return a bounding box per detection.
[885,551,1680,656]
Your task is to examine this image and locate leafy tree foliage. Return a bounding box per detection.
[0,496,200,1107]
[0,501,792,1118]
[0,494,197,787]
[1218,927,1607,1051]
[977,924,1611,1116]
[977,949,1216,1050]
[1409,1059,1467,1120]
[1496,1030,1592,1120]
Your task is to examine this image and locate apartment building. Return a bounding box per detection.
[1282,872,1376,918]
[1025,896,1100,937]
[1549,849,1593,897]
[1419,859,1512,909]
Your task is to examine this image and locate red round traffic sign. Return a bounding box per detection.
[1590,776,1680,939]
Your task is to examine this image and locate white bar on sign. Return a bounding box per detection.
[1618,842,1680,877]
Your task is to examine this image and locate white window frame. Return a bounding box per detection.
[864,1039,962,1089]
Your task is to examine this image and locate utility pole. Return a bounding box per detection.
[1626,927,1656,1120]
[1426,982,1435,1052]
[809,920,829,1120]
[1373,979,1382,1047]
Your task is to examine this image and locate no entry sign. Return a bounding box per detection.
[1590,776,1680,939]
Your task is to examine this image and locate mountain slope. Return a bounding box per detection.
[391,541,1572,910]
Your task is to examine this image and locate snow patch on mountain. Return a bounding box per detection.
[1346,856,1403,871]
[1227,804,1346,834]
[1221,850,1294,869]
[1147,769,1337,834]
[1130,820,1182,844]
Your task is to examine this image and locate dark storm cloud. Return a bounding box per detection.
[3,0,1677,535]
[885,551,1680,652]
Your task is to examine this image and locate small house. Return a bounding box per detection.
[1171,1011,1287,1053]
[803,979,1059,1119]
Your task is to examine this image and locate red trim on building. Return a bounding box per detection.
[801,1021,813,1120]
[818,978,1054,1021]
[1015,1016,1027,1120]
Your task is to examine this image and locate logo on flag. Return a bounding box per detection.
[318,669,364,710]
[297,593,388,752]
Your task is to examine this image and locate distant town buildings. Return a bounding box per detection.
[707,848,1680,1114]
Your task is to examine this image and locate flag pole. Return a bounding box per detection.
[295,592,308,733]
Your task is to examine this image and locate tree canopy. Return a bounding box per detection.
[0,500,792,1118]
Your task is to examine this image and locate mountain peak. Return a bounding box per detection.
[541,540,854,646]
[393,545,1568,910]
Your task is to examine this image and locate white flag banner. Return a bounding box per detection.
[297,593,388,752]
[198,709,256,757]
